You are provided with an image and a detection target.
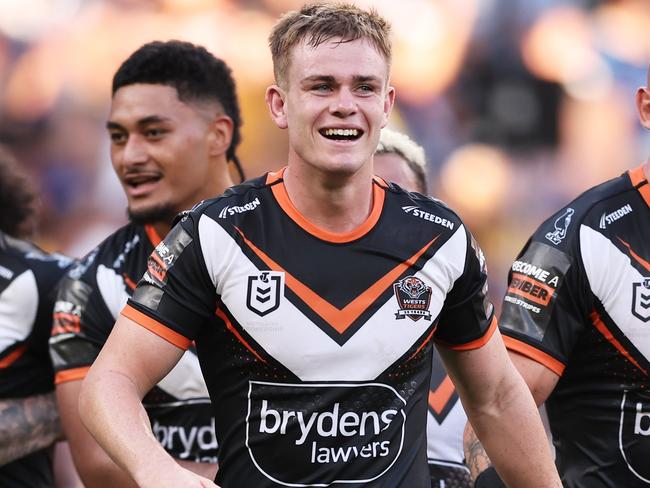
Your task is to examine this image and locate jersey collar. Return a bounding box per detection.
[266,167,386,244]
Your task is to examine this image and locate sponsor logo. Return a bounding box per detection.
[52,300,82,335]
[247,271,284,317]
[402,206,455,230]
[507,273,554,306]
[151,417,218,463]
[393,276,432,322]
[247,381,406,486]
[145,225,192,286]
[619,391,650,482]
[599,204,633,229]
[219,197,261,219]
[503,295,541,314]
[632,279,650,323]
[545,207,574,245]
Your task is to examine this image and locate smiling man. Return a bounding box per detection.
[49,40,242,487]
[79,4,560,488]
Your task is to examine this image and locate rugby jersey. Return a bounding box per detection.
[0,232,71,487]
[125,168,496,487]
[500,165,650,487]
[49,223,217,463]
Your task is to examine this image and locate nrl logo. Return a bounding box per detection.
[632,278,650,323]
[393,275,432,322]
[247,271,284,317]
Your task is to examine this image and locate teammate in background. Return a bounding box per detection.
[464,70,650,487]
[0,146,75,486]
[79,4,560,487]
[49,40,243,487]
[375,128,471,488]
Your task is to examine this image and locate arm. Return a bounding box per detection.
[439,330,561,487]
[463,350,560,483]
[79,315,217,488]
[0,392,62,465]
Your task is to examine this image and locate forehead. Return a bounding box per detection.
[287,37,389,84]
[109,83,194,123]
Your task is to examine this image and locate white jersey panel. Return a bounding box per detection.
[425,403,467,465]
[96,264,129,321]
[198,216,467,381]
[580,225,650,363]
[0,270,38,350]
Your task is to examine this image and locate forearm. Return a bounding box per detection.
[0,392,62,465]
[462,373,558,487]
[79,370,178,485]
[178,460,218,480]
[464,421,492,481]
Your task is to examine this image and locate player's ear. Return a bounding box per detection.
[636,86,650,130]
[380,85,396,129]
[207,115,233,158]
[266,85,288,130]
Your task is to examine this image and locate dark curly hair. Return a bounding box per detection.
[112,40,244,180]
[0,146,37,238]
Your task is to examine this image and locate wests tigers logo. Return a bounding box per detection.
[393,276,432,322]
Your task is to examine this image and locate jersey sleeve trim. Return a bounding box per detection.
[0,344,27,368]
[436,316,497,351]
[121,304,191,350]
[503,335,565,376]
[54,365,91,385]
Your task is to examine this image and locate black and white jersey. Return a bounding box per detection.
[0,232,71,487]
[49,223,217,463]
[426,353,471,487]
[500,165,650,487]
[125,168,495,487]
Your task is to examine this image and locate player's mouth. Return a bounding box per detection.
[319,128,363,141]
[123,173,163,197]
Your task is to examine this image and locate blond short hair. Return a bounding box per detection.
[269,2,392,87]
[376,128,428,193]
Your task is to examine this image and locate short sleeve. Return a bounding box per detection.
[49,256,113,384]
[125,214,217,348]
[499,239,589,375]
[434,229,496,350]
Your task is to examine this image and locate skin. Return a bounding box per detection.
[464,71,650,483]
[373,152,422,193]
[266,38,395,234]
[58,83,234,487]
[79,38,560,488]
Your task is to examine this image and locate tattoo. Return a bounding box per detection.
[0,392,62,465]
[463,422,493,481]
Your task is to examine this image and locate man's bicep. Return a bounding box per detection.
[89,315,186,398]
[437,329,511,408]
[509,350,559,405]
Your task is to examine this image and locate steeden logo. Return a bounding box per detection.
[219,198,261,219]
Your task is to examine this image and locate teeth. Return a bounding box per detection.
[324,128,359,137]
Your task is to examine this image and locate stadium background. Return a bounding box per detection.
[0,0,648,312]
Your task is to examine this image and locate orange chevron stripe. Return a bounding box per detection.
[216,308,267,364]
[590,310,647,376]
[236,227,439,334]
[617,237,650,273]
[0,344,27,368]
[428,375,455,415]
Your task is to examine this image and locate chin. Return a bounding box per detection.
[127,203,177,226]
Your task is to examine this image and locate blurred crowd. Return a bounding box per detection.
[0,0,648,309]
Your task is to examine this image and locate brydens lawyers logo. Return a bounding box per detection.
[618,390,650,482]
[246,381,406,486]
[632,278,650,323]
[393,276,432,321]
[247,271,284,317]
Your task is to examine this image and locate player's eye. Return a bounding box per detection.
[109,131,127,145]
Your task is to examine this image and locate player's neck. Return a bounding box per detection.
[282,163,374,235]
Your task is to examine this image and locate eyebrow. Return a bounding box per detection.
[301,75,382,85]
[106,115,172,130]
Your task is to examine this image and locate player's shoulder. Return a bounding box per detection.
[65,221,144,281]
[178,173,274,225]
[0,232,71,285]
[380,179,465,235]
[530,170,635,251]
